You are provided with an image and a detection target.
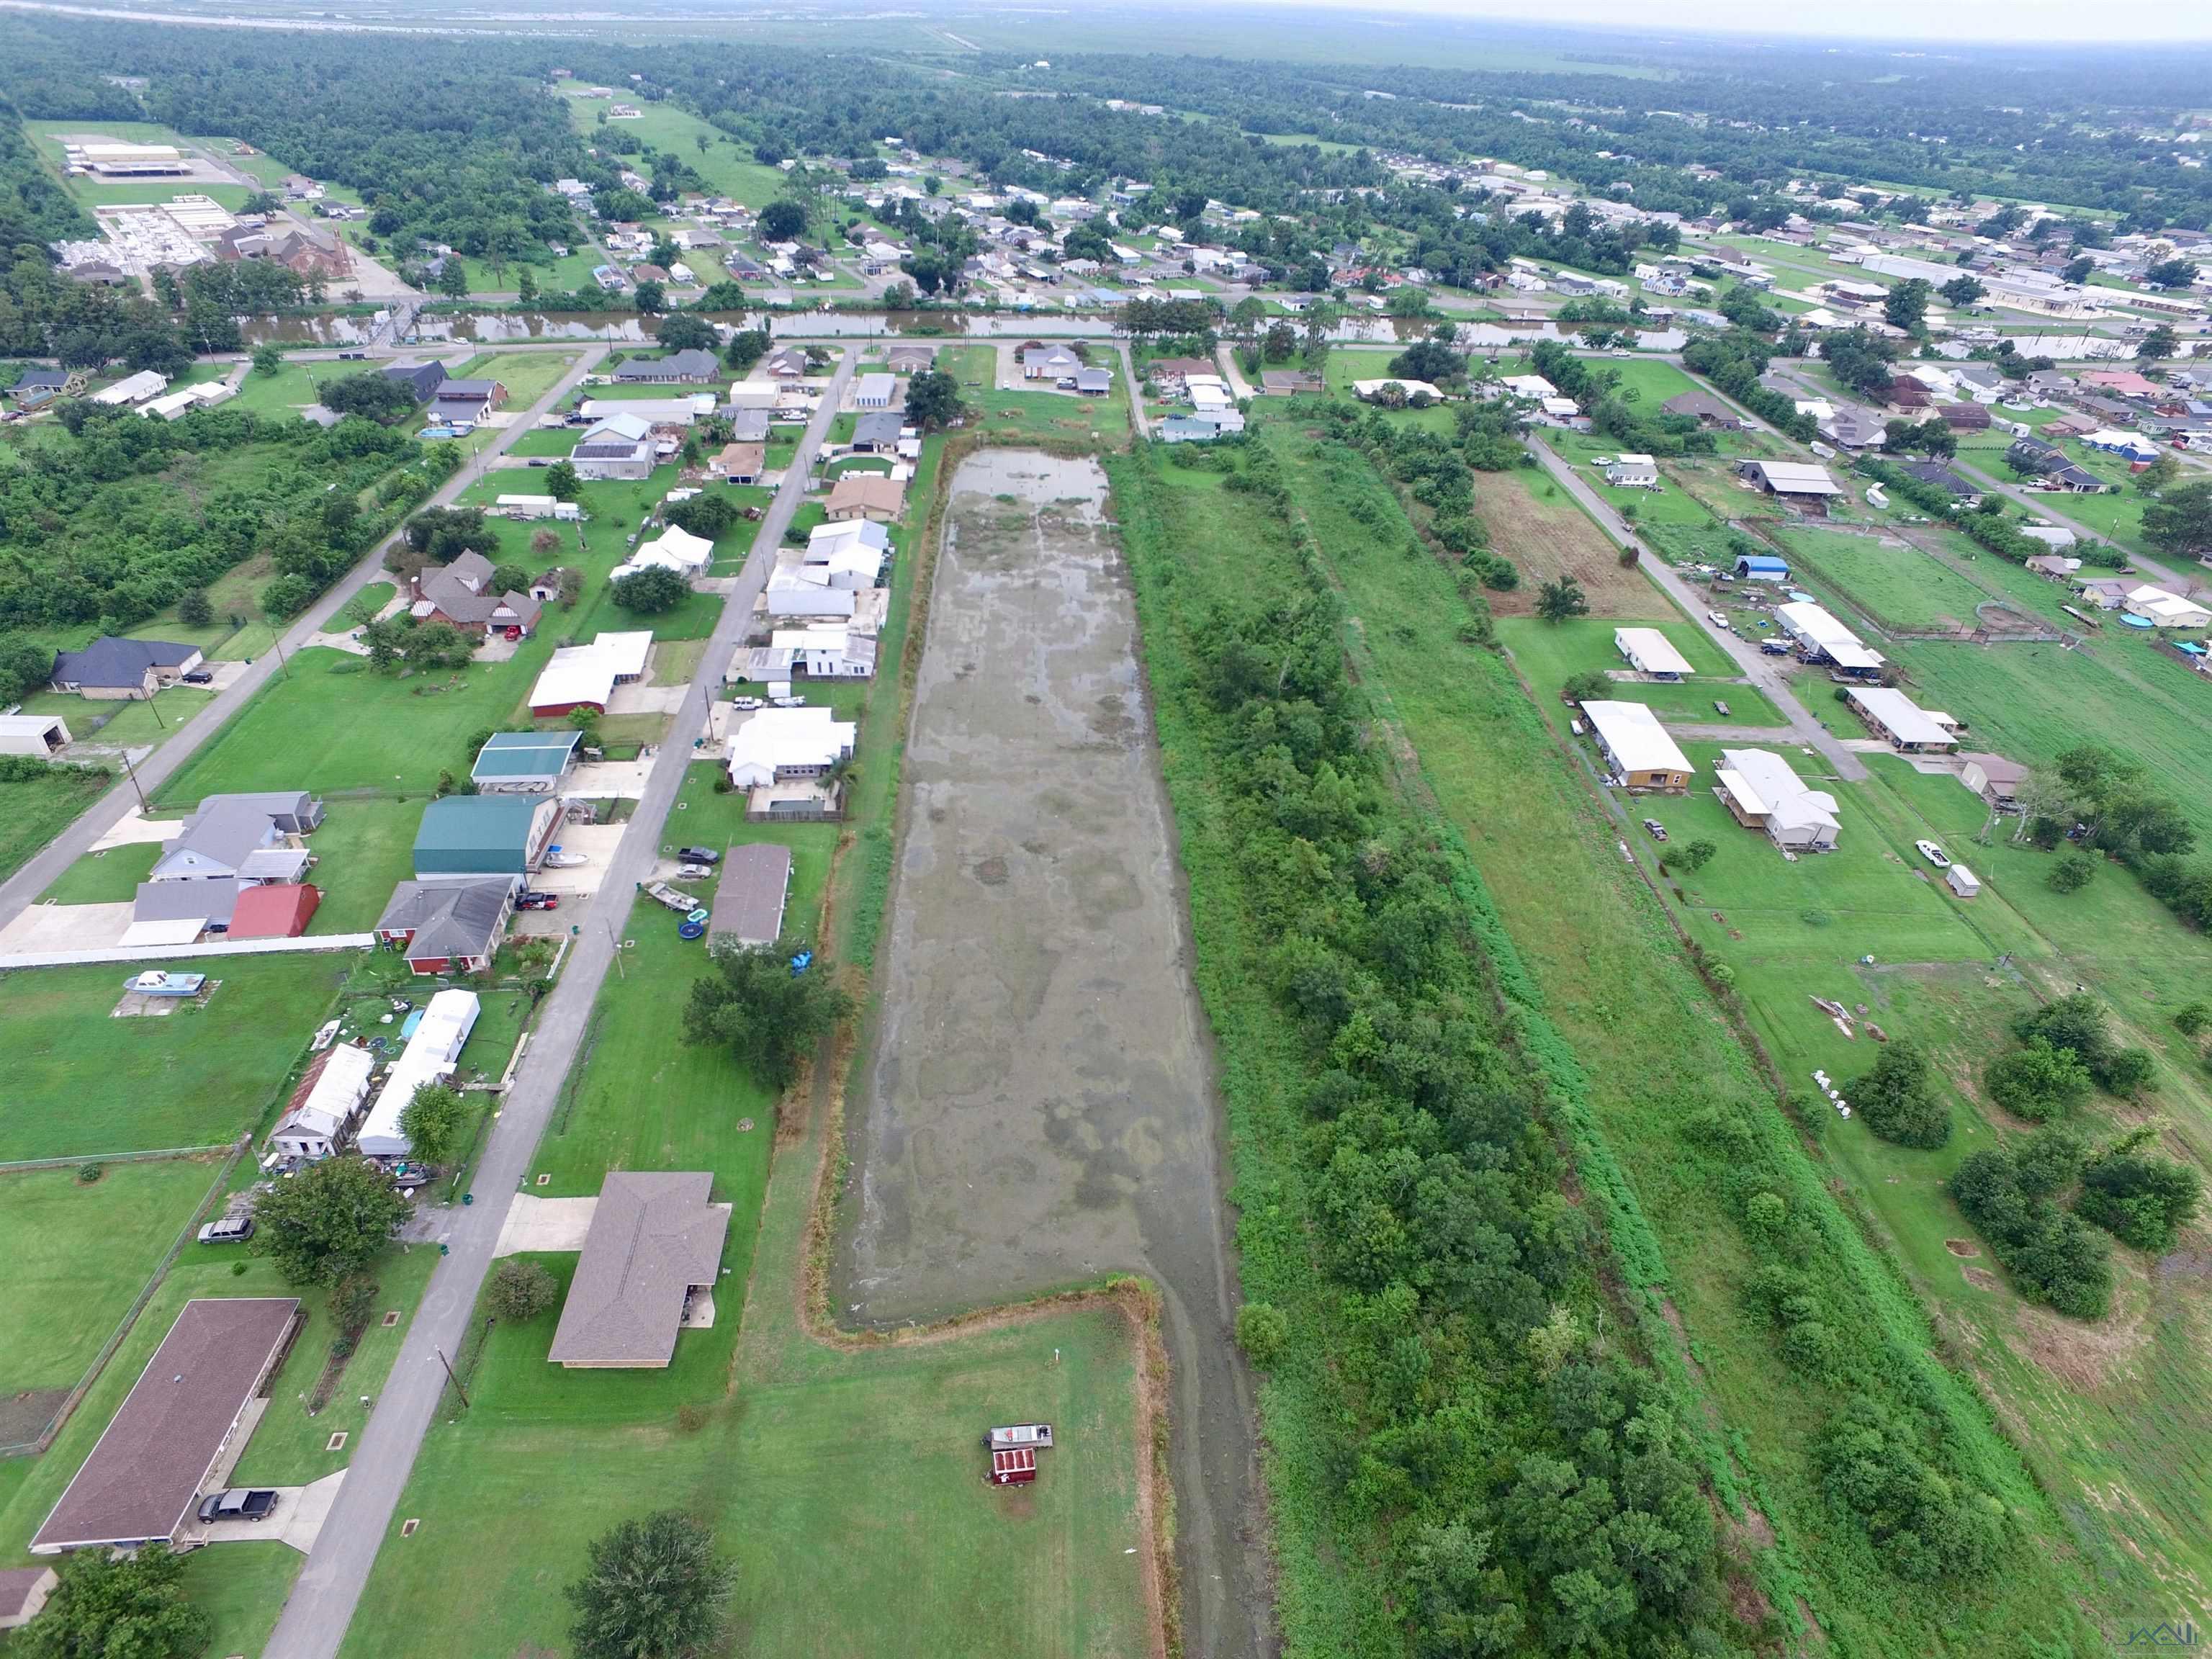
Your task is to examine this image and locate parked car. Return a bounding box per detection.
[337,351,367,361]
[1760,639,1790,655]
[527,457,551,467]
[678,863,715,881]
[769,695,807,709]
[729,696,763,711]
[181,668,215,685]
[676,847,721,866]
[198,1214,254,1246]
[1915,840,1952,870]
[197,1489,278,1524]
[1707,611,1732,631]
[516,891,559,911]
[1642,819,1669,843]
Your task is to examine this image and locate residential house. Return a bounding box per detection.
[527,631,652,716]
[611,526,714,585]
[724,408,772,444]
[382,360,449,403]
[375,878,518,975]
[89,370,169,408]
[411,551,540,640]
[826,474,904,521]
[1936,401,1992,433]
[761,346,810,380]
[547,1172,730,1369]
[356,990,479,1154]
[612,349,721,385]
[1601,454,1658,487]
[1958,752,2029,813]
[1614,626,1693,679]
[2005,436,2108,492]
[1021,344,1082,381]
[1074,367,1112,397]
[7,367,68,405]
[884,345,935,376]
[0,1568,58,1633]
[709,842,791,948]
[1713,748,1841,851]
[29,1299,301,1555]
[711,441,765,483]
[1776,601,1884,675]
[1846,685,1959,752]
[2123,584,2212,629]
[725,705,856,789]
[1899,460,1980,505]
[413,793,562,878]
[49,637,202,699]
[851,411,906,454]
[1821,407,1889,450]
[1661,389,1744,429]
[1578,701,1694,793]
[572,413,656,481]
[270,1044,375,1161]
[470,730,580,793]
[745,626,878,682]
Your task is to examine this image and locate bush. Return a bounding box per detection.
[611,565,691,616]
[1849,1041,1950,1148]
[1561,670,1611,703]
[76,1161,102,1184]
[1950,1132,2110,1318]
[2046,853,2096,893]
[487,1258,559,1323]
[177,588,214,629]
[2013,993,2153,1095]
[1983,1040,2092,1123]
[2174,1000,2212,1038]
[1815,1395,2008,1580]
[1235,1301,1289,1367]
[2074,1134,2201,1253]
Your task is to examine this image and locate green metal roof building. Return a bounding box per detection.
[413,795,555,878]
[470,730,581,793]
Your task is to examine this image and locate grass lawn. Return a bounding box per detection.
[1236,420,2126,1649]
[228,361,325,421]
[0,1158,226,1396]
[1543,432,1730,529]
[38,837,157,904]
[0,765,111,887]
[0,955,346,1161]
[302,798,421,932]
[558,94,788,207]
[177,1543,304,1659]
[454,350,582,408]
[1778,526,2001,631]
[17,685,220,750]
[1496,614,1789,726]
[500,425,580,457]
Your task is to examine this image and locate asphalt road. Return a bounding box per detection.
[0,346,608,932]
[1524,439,1871,782]
[258,346,854,1659]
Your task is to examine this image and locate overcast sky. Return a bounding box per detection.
[1259,0,2212,44]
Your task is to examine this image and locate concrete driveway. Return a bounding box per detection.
[567,759,654,799]
[493,1195,597,1255]
[0,902,133,955]
[530,823,627,897]
[91,810,181,851]
[178,1471,347,1555]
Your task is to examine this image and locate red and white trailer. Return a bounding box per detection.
[989,1446,1038,1485]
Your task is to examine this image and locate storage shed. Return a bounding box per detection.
[1946,864,1981,899]
[413,794,560,878]
[0,713,69,755]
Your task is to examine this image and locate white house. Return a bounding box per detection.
[726,706,857,789]
[1614,627,1693,680]
[1776,601,1885,674]
[270,1043,377,1161]
[611,525,714,585]
[1499,374,1557,400]
[1579,700,1693,792]
[1712,748,1840,852]
[356,992,480,1159]
[2123,584,2212,629]
[1601,454,1658,487]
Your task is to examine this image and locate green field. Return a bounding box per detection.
[453,350,583,408]
[938,345,1134,444]
[557,94,790,208]
[1234,418,2121,1650]
[0,765,111,886]
[1778,526,2002,631]
[0,956,345,1161]
[0,1159,225,1398]
[1545,431,1737,528]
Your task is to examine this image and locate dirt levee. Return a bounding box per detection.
[837,449,1269,1659]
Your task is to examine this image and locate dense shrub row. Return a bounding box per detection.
[1112,445,1735,1655]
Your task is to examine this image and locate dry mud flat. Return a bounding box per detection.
[838,449,1269,1658]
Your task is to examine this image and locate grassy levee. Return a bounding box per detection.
[1238,423,2118,1654]
[1110,445,1772,1655]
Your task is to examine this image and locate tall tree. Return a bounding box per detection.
[567,1511,734,1659]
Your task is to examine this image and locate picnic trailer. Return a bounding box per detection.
[989,1447,1039,1485]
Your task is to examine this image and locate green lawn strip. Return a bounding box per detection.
[230,1244,442,1487]
[38,838,158,905]
[0,956,347,1162]
[176,1542,303,1659]
[0,1158,226,1395]
[228,362,325,421]
[500,425,581,458]
[1256,421,2118,1649]
[0,765,112,887]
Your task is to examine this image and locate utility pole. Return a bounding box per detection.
[433,1345,469,1411]
[120,747,148,813]
[606,919,625,980]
